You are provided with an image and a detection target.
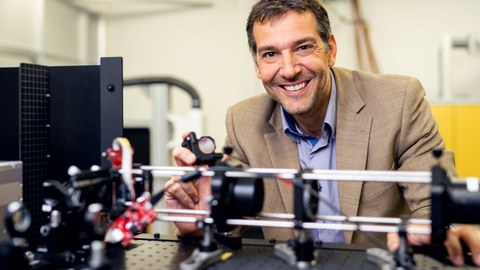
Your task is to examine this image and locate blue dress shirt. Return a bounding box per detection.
[281,71,345,243]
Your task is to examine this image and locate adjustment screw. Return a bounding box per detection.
[432,148,443,159]
[107,84,115,92]
[206,195,218,206]
[223,147,233,155]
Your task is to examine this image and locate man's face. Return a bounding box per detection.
[252,11,337,117]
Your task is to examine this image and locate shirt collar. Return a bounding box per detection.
[281,70,337,140]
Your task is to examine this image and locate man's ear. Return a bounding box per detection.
[327,35,337,67]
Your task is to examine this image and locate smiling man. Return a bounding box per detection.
[165,0,480,266]
[252,9,335,135]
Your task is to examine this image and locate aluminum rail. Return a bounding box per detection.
[226,219,431,235]
[156,209,209,215]
[153,214,431,235]
[154,209,431,226]
[258,212,431,225]
[139,166,432,184]
[157,216,214,224]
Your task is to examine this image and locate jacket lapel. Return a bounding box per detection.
[334,68,372,243]
[261,68,373,242]
[265,105,300,216]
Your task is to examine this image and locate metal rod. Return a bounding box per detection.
[156,210,432,226]
[258,212,431,225]
[154,214,431,235]
[317,215,431,225]
[156,216,214,224]
[226,219,431,235]
[303,170,431,183]
[226,219,295,228]
[141,166,215,178]
[124,77,202,108]
[259,212,294,220]
[140,166,432,184]
[157,216,198,223]
[156,209,209,215]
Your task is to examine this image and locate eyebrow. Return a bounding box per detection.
[294,37,318,47]
[257,36,319,53]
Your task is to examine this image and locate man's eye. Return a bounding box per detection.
[262,52,276,58]
[296,44,315,55]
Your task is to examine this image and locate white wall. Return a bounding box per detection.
[2,0,480,151]
[0,0,41,64]
[356,0,480,100]
[107,0,480,151]
[0,0,98,66]
[108,0,260,153]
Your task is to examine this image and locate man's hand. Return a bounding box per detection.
[443,226,480,266]
[164,133,212,236]
[387,225,480,266]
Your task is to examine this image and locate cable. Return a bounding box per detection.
[351,0,380,73]
[112,138,136,200]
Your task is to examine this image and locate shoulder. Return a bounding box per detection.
[333,67,426,112]
[334,67,425,97]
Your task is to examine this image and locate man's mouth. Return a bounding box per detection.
[283,81,307,92]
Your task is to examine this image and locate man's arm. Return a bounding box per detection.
[389,77,480,266]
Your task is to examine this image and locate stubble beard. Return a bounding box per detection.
[269,75,328,117]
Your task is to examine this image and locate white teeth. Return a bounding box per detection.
[284,82,306,91]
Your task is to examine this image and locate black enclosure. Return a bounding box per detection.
[0,57,123,246]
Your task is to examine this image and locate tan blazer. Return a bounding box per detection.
[225,67,455,245]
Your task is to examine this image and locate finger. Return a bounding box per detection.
[181,181,199,204]
[387,232,400,252]
[164,177,178,194]
[407,233,430,246]
[444,228,464,266]
[172,147,196,166]
[181,131,192,140]
[454,226,480,266]
[164,179,196,209]
[194,177,212,210]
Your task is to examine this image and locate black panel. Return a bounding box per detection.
[0,58,123,247]
[49,65,101,181]
[0,68,20,160]
[100,57,124,167]
[19,63,50,247]
[48,57,124,181]
[123,128,150,165]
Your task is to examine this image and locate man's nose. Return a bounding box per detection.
[280,54,301,79]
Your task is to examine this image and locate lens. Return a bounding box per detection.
[6,202,31,235]
[198,137,216,154]
[210,173,264,233]
[232,178,264,216]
